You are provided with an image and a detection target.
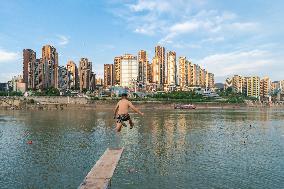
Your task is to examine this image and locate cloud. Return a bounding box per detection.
[197,49,275,79]
[159,10,258,44]
[128,0,171,12]
[228,22,259,31]
[170,21,201,33]
[201,36,224,43]
[57,35,69,46]
[134,26,156,35]
[113,1,260,46]
[0,48,20,63]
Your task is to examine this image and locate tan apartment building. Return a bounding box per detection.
[206,72,215,89]
[96,77,103,86]
[200,68,207,88]
[247,76,260,98]
[66,60,78,90]
[147,62,152,84]
[260,76,271,98]
[138,50,148,84]
[242,77,249,95]
[187,61,192,86]
[23,49,36,89]
[90,72,96,91]
[42,45,58,89]
[114,56,122,85]
[152,57,160,84]
[192,64,201,87]
[179,57,187,89]
[167,51,177,86]
[155,45,165,85]
[104,64,114,88]
[232,75,243,93]
[79,58,92,91]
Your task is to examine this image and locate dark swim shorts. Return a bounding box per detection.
[116,113,131,123]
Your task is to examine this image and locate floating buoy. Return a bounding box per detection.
[27,140,33,144]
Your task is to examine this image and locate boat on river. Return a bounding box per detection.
[174,104,196,109]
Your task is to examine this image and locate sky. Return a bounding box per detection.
[0,0,283,83]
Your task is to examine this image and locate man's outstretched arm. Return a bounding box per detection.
[113,104,119,118]
[129,102,144,116]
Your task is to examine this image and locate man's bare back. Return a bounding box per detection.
[116,99,135,115]
[114,94,144,132]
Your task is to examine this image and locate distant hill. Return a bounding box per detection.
[215,83,225,89]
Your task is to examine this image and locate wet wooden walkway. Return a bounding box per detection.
[79,148,124,189]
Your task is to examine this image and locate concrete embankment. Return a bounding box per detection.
[0,96,283,111]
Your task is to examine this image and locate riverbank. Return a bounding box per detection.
[0,96,283,110]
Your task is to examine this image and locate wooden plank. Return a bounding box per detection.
[79,148,124,189]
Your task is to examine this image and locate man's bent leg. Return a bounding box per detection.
[129,118,134,129]
[116,122,122,132]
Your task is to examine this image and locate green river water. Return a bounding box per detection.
[0,108,283,189]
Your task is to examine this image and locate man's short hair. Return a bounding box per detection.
[121,93,128,97]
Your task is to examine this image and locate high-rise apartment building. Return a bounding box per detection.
[187,61,192,86]
[152,57,160,84]
[79,58,92,91]
[242,77,249,95]
[37,58,44,89]
[200,69,207,88]
[104,64,114,88]
[281,80,284,91]
[120,54,138,87]
[10,75,26,93]
[23,49,36,89]
[114,56,122,85]
[192,64,201,86]
[167,51,177,86]
[138,50,147,84]
[90,72,96,91]
[34,59,40,89]
[206,72,215,89]
[179,57,188,89]
[147,62,152,84]
[271,80,283,94]
[96,77,103,86]
[66,61,79,90]
[155,45,165,85]
[225,77,233,89]
[42,45,59,89]
[247,76,260,98]
[58,66,68,90]
[232,75,243,93]
[260,76,271,98]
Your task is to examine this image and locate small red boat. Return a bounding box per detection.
[174,104,196,109]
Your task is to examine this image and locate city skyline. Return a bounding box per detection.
[0,0,283,82]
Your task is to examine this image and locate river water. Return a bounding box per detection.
[0,109,283,189]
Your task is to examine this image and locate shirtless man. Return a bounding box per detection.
[114,93,144,132]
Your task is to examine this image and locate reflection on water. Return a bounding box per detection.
[0,109,283,189]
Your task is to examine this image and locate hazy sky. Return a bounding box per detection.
[0,0,283,82]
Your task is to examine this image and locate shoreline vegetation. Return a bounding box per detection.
[0,96,283,111]
[0,86,281,110]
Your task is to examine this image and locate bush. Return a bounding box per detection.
[45,87,60,96]
[0,91,22,96]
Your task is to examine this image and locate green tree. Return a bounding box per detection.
[46,87,60,96]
